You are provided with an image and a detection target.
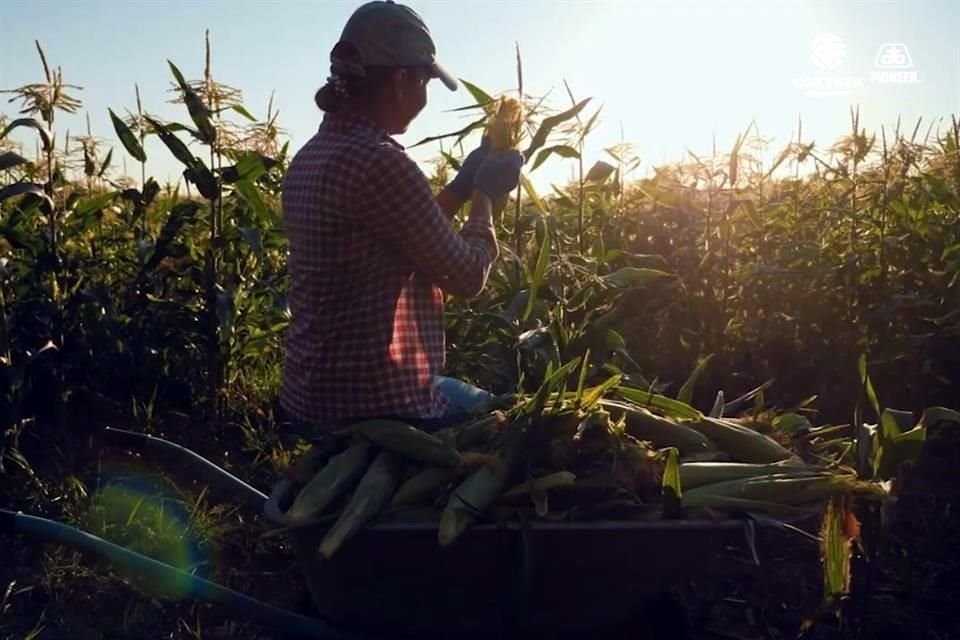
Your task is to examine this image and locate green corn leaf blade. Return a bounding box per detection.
[73,191,119,218]
[585,160,616,183]
[519,173,548,216]
[459,79,494,107]
[523,98,592,160]
[145,116,197,168]
[1,118,52,151]
[234,178,269,220]
[531,144,580,171]
[677,354,714,406]
[575,348,591,406]
[858,354,881,419]
[522,225,550,321]
[0,151,30,171]
[662,447,683,517]
[230,105,257,122]
[601,267,674,288]
[108,108,146,162]
[615,386,704,421]
[167,60,189,90]
[579,372,622,411]
[0,182,50,207]
[98,148,114,178]
[409,114,487,149]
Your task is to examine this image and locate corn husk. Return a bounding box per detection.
[486,96,523,151]
[622,407,715,455]
[344,419,462,468]
[319,451,404,558]
[679,461,815,490]
[284,442,372,524]
[681,472,872,509]
[688,416,798,463]
[390,467,458,508]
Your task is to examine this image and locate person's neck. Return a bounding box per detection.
[344,103,393,134]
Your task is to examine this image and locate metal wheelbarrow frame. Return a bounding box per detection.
[1,426,812,639]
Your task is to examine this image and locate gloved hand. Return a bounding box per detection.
[446,137,490,200]
[474,150,524,201]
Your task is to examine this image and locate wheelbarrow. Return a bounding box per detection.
[1,425,808,639]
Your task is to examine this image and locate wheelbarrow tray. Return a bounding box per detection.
[289,517,753,638]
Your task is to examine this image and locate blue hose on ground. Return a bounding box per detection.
[0,509,365,639]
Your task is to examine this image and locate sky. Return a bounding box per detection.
[2,0,959,194]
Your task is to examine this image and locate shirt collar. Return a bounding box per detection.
[320,111,404,149]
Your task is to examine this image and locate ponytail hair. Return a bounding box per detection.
[314,42,405,113]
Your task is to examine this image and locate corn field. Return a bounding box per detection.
[1,40,959,640]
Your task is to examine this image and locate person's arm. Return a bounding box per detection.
[363,147,498,298]
[435,186,466,219]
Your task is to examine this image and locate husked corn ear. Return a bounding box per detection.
[486,96,524,151]
[285,442,372,524]
[390,467,458,508]
[688,417,798,463]
[345,419,462,468]
[319,451,404,559]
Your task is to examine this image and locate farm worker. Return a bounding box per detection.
[279,1,523,440]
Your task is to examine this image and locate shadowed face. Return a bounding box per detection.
[382,66,431,135]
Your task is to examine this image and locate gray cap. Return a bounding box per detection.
[332,1,458,91]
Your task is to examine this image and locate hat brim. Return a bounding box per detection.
[430,62,458,91]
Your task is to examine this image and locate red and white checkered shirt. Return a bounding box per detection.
[280,112,498,427]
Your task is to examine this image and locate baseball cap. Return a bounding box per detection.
[332,1,458,91]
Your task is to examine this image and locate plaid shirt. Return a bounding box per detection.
[280,112,498,427]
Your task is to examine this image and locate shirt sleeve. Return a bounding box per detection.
[360,142,499,298]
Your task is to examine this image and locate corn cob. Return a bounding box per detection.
[344,419,462,468]
[679,461,815,490]
[284,442,372,524]
[484,96,524,221]
[319,450,404,559]
[688,416,798,463]
[621,407,715,455]
[390,466,458,508]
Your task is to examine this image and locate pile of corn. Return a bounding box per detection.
[280,383,887,558]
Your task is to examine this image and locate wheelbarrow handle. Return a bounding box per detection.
[0,508,367,639]
[101,427,269,512]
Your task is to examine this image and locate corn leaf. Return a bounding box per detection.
[531,144,579,171]
[1,118,52,151]
[615,386,704,421]
[108,108,146,162]
[522,225,550,321]
[858,354,881,419]
[677,354,714,406]
[523,98,592,160]
[0,151,29,171]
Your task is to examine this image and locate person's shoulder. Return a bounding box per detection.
[365,138,423,178]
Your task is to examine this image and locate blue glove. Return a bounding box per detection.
[446,137,490,200]
[474,150,524,200]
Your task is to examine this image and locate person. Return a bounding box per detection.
[279,1,524,441]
